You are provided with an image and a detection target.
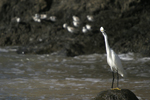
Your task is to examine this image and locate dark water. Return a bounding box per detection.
[0,47,150,100]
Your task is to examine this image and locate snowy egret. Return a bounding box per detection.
[100,27,126,90]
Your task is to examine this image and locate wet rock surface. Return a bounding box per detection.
[94,89,139,100]
[0,0,150,56]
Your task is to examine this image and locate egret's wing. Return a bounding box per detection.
[111,49,126,77]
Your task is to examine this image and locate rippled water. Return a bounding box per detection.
[0,47,150,100]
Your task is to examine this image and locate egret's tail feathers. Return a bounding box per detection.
[120,71,127,78]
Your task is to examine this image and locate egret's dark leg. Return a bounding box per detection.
[117,70,119,87]
[111,71,114,88]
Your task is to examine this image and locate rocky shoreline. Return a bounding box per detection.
[0,0,150,56]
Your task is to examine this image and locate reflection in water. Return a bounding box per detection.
[0,47,150,100]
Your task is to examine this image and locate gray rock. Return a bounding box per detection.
[94,89,139,100]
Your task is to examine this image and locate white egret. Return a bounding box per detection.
[100,27,126,90]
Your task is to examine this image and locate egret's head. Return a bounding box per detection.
[100,27,104,33]
[100,27,106,36]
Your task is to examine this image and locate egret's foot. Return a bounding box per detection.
[111,87,121,90]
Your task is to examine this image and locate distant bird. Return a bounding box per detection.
[16,17,21,23]
[39,38,43,42]
[49,16,56,22]
[82,26,87,33]
[40,14,47,19]
[11,17,20,23]
[32,17,41,22]
[72,15,80,22]
[87,15,94,22]
[100,27,126,90]
[73,20,80,27]
[32,14,41,22]
[67,26,76,33]
[86,24,92,30]
[35,14,40,19]
[63,23,68,29]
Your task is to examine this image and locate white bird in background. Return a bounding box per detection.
[35,14,40,19]
[63,23,68,29]
[16,17,21,23]
[11,17,20,23]
[87,15,94,22]
[73,20,80,27]
[82,26,87,33]
[40,14,47,19]
[49,16,56,22]
[32,14,41,22]
[100,27,126,90]
[86,24,92,31]
[67,26,76,33]
[72,15,80,22]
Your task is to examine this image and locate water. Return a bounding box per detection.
[0,47,150,100]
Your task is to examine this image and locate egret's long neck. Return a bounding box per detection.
[103,32,111,55]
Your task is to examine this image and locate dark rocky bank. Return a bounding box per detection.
[0,0,150,56]
[94,89,139,100]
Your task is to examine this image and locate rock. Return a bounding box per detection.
[94,89,139,100]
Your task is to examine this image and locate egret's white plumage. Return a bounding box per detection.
[100,27,126,77]
[100,27,126,89]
